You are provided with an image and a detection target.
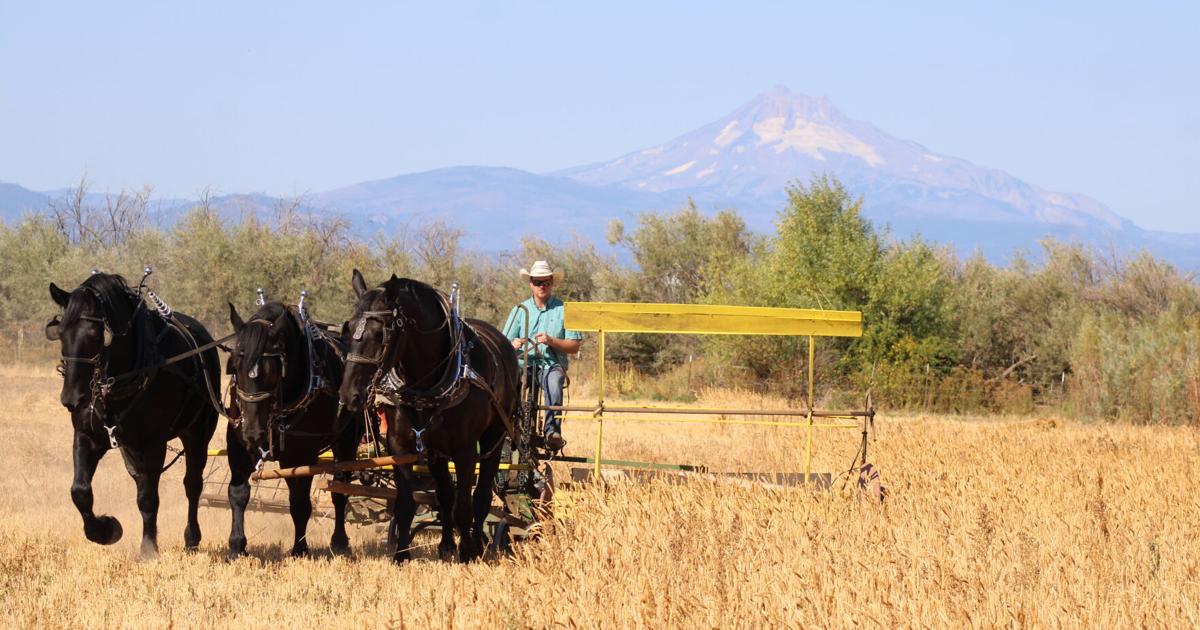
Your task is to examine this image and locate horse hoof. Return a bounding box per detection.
[139,540,159,561]
[458,541,483,563]
[183,526,201,550]
[438,541,456,562]
[330,534,350,555]
[392,550,411,563]
[85,515,123,545]
[227,538,247,560]
[290,545,310,558]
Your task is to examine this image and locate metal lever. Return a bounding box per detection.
[298,290,310,322]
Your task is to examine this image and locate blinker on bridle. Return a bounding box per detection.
[345,307,403,367]
[234,319,286,395]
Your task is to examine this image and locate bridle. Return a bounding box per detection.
[55,291,147,448]
[344,285,504,454]
[344,307,406,370]
[343,306,409,450]
[57,314,110,373]
[57,286,140,394]
[233,327,287,410]
[230,311,329,457]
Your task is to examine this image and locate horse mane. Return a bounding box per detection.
[62,273,138,328]
[238,301,292,368]
[355,276,445,316]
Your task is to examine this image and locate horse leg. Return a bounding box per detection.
[329,414,358,554]
[71,430,122,545]
[429,457,457,561]
[226,427,253,559]
[120,443,167,559]
[452,453,480,562]
[390,465,418,562]
[285,474,314,557]
[180,417,212,550]
[383,409,417,562]
[472,433,505,554]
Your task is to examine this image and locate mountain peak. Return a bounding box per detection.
[736,87,842,124]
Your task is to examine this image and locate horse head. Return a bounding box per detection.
[338,269,407,414]
[46,273,138,413]
[227,301,295,455]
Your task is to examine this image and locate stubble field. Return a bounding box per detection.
[1,363,1198,628]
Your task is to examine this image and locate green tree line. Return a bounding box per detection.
[3,176,1197,423]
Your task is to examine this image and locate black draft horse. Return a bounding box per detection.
[338,270,519,562]
[225,301,362,558]
[46,272,219,558]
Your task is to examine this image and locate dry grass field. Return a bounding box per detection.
[1,362,1198,628]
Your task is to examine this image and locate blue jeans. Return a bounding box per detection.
[536,365,565,435]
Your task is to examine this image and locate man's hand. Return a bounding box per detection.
[511,338,527,350]
[533,332,552,347]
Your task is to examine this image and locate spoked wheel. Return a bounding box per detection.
[491,362,546,547]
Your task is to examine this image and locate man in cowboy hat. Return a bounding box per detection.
[501,260,582,451]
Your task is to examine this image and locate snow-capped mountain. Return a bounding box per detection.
[560,86,1132,233]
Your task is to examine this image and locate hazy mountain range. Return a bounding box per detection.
[3,87,1196,267]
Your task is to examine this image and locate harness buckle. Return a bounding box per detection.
[105,424,118,449]
[412,427,426,453]
[255,446,271,473]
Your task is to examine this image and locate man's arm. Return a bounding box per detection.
[533,333,582,355]
[552,337,582,355]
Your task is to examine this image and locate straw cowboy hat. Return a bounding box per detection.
[520,260,564,283]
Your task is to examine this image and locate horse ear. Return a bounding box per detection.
[45,315,62,341]
[352,269,368,298]
[49,283,70,307]
[384,275,401,301]
[229,302,245,332]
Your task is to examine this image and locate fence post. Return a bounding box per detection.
[594,329,606,479]
[805,335,814,482]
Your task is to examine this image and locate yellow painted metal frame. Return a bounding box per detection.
[562,301,865,479]
[565,302,862,337]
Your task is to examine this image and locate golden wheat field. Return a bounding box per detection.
[1,362,1198,628]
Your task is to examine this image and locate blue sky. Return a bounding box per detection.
[1,2,1197,231]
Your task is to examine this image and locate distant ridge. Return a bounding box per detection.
[3,88,1196,267]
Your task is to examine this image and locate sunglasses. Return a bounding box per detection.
[529,278,552,288]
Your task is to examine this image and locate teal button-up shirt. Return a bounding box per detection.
[501,296,583,370]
